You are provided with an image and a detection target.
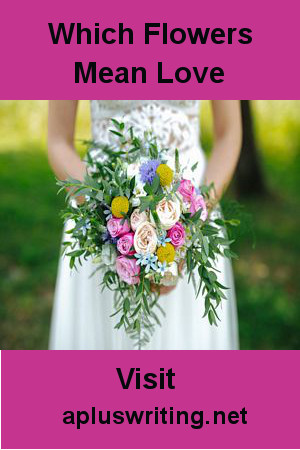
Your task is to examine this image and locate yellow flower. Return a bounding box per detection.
[111,196,129,218]
[157,242,175,264]
[156,164,173,187]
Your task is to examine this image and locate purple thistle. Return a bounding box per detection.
[139,159,161,184]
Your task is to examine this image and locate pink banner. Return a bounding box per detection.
[0,0,299,99]
[1,350,299,449]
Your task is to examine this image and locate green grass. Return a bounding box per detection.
[235,191,300,349]
[0,100,299,349]
[0,149,64,349]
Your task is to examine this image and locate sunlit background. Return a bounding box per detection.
[0,100,299,349]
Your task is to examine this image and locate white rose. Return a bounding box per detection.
[134,221,157,255]
[133,181,146,198]
[131,174,147,207]
[155,197,181,230]
[161,262,178,286]
[127,162,140,179]
[130,209,148,231]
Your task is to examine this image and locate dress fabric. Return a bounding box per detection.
[49,100,239,350]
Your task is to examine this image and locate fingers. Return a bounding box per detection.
[155,285,176,296]
[178,260,185,272]
[150,281,177,296]
[160,286,175,295]
[150,282,159,293]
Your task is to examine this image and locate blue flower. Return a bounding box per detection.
[134,253,158,273]
[104,209,112,221]
[156,261,167,276]
[139,159,161,184]
[134,253,145,265]
[157,230,171,247]
[102,230,118,245]
[81,219,91,236]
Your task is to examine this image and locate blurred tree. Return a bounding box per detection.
[235,100,267,197]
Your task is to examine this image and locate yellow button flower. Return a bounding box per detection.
[157,242,176,264]
[111,196,129,218]
[156,164,174,187]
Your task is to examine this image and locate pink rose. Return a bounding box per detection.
[117,232,135,255]
[190,194,208,221]
[116,255,140,285]
[178,179,196,201]
[167,222,186,248]
[107,217,130,238]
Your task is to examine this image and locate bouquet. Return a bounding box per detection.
[58,120,239,347]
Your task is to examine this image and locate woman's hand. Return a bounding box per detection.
[150,283,178,296]
[150,260,185,297]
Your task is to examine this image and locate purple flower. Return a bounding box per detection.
[102,230,118,245]
[139,159,161,184]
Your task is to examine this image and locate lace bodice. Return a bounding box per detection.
[89,100,206,183]
[90,100,201,154]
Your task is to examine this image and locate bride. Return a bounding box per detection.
[48,100,241,350]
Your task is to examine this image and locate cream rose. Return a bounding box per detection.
[155,197,181,230]
[134,221,157,255]
[130,209,148,231]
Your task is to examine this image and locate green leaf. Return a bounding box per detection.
[70,256,75,269]
[130,176,136,191]
[224,248,239,259]
[143,296,150,314]
[143,183,152,195]
[203,236,209,256]
[226,219,240,227]
[151,175,160,193]
[208,309,217,326]
[134,319,141,331]
[67,249,85,257]
[139,198,151,213]
[111,118,122,128]
[202,224,219,236]
[191,162,198,172]
[124,298,130,313]
[175,148,180,173]
[190,209,202,223]
[214,218,225,226]
[186,249,192,272]
[203,296,211,317]
[208,271,217,283]
[109,130,123,137]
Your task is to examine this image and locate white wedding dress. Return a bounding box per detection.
[49,100,239,350]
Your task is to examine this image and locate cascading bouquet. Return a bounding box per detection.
[58,120,239,346]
